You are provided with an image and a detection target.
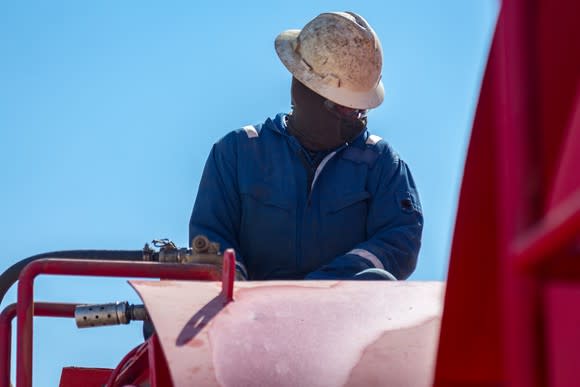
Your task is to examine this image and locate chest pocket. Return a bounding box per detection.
[322,191,370,256]
[239,182,295,271]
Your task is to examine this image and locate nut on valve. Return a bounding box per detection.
[192,235,220,254]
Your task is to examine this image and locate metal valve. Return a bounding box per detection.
[75,301,148,328]
[146,236,221,264]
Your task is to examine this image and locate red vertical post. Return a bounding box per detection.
[17,265,35,387]
[0,304,17,387]
[221,249,235,303]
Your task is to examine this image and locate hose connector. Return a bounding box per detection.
[75,301,148,328]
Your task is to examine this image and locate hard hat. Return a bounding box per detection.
[275,12,384,110]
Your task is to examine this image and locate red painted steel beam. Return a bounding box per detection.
[544,284,580,387]
[15,259,222,387]
[546,90,580,209]
[1,302,77,387]
[513,190,580,272]
[436,0,580,385]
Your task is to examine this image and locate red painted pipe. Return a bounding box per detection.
[16,259,222,387]
[1,302,77,387]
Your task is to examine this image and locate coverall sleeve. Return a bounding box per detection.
[306,156,423,280]
[189,135,248,280]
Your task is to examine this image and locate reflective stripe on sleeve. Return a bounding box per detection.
[243,125,259,138]
[348,248,386,271]
[235,260,249,279]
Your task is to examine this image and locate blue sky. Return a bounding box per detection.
[0,1,498,384]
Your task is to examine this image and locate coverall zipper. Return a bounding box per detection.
[297,143,348,273]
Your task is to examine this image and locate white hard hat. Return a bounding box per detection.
[275,12,384,110]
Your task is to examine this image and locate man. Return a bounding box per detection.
[189,11,423,281]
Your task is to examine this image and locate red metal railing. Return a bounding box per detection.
[13,249,236,387]
[0,302,77,387]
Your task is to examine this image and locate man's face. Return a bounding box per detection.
[288,77,367,151]
[291,78,366,124]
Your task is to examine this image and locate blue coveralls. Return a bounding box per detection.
[189,113,423,280]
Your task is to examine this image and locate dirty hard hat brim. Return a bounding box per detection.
[275,29,385,110]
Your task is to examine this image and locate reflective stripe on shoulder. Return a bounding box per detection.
[366,134,382,145]
[348,248,386,271]
[243,125,259,138]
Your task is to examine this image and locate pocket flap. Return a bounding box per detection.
[241,183,290,210]
[327,191,371,213]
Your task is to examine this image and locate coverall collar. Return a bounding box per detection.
[267,113,370,151]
